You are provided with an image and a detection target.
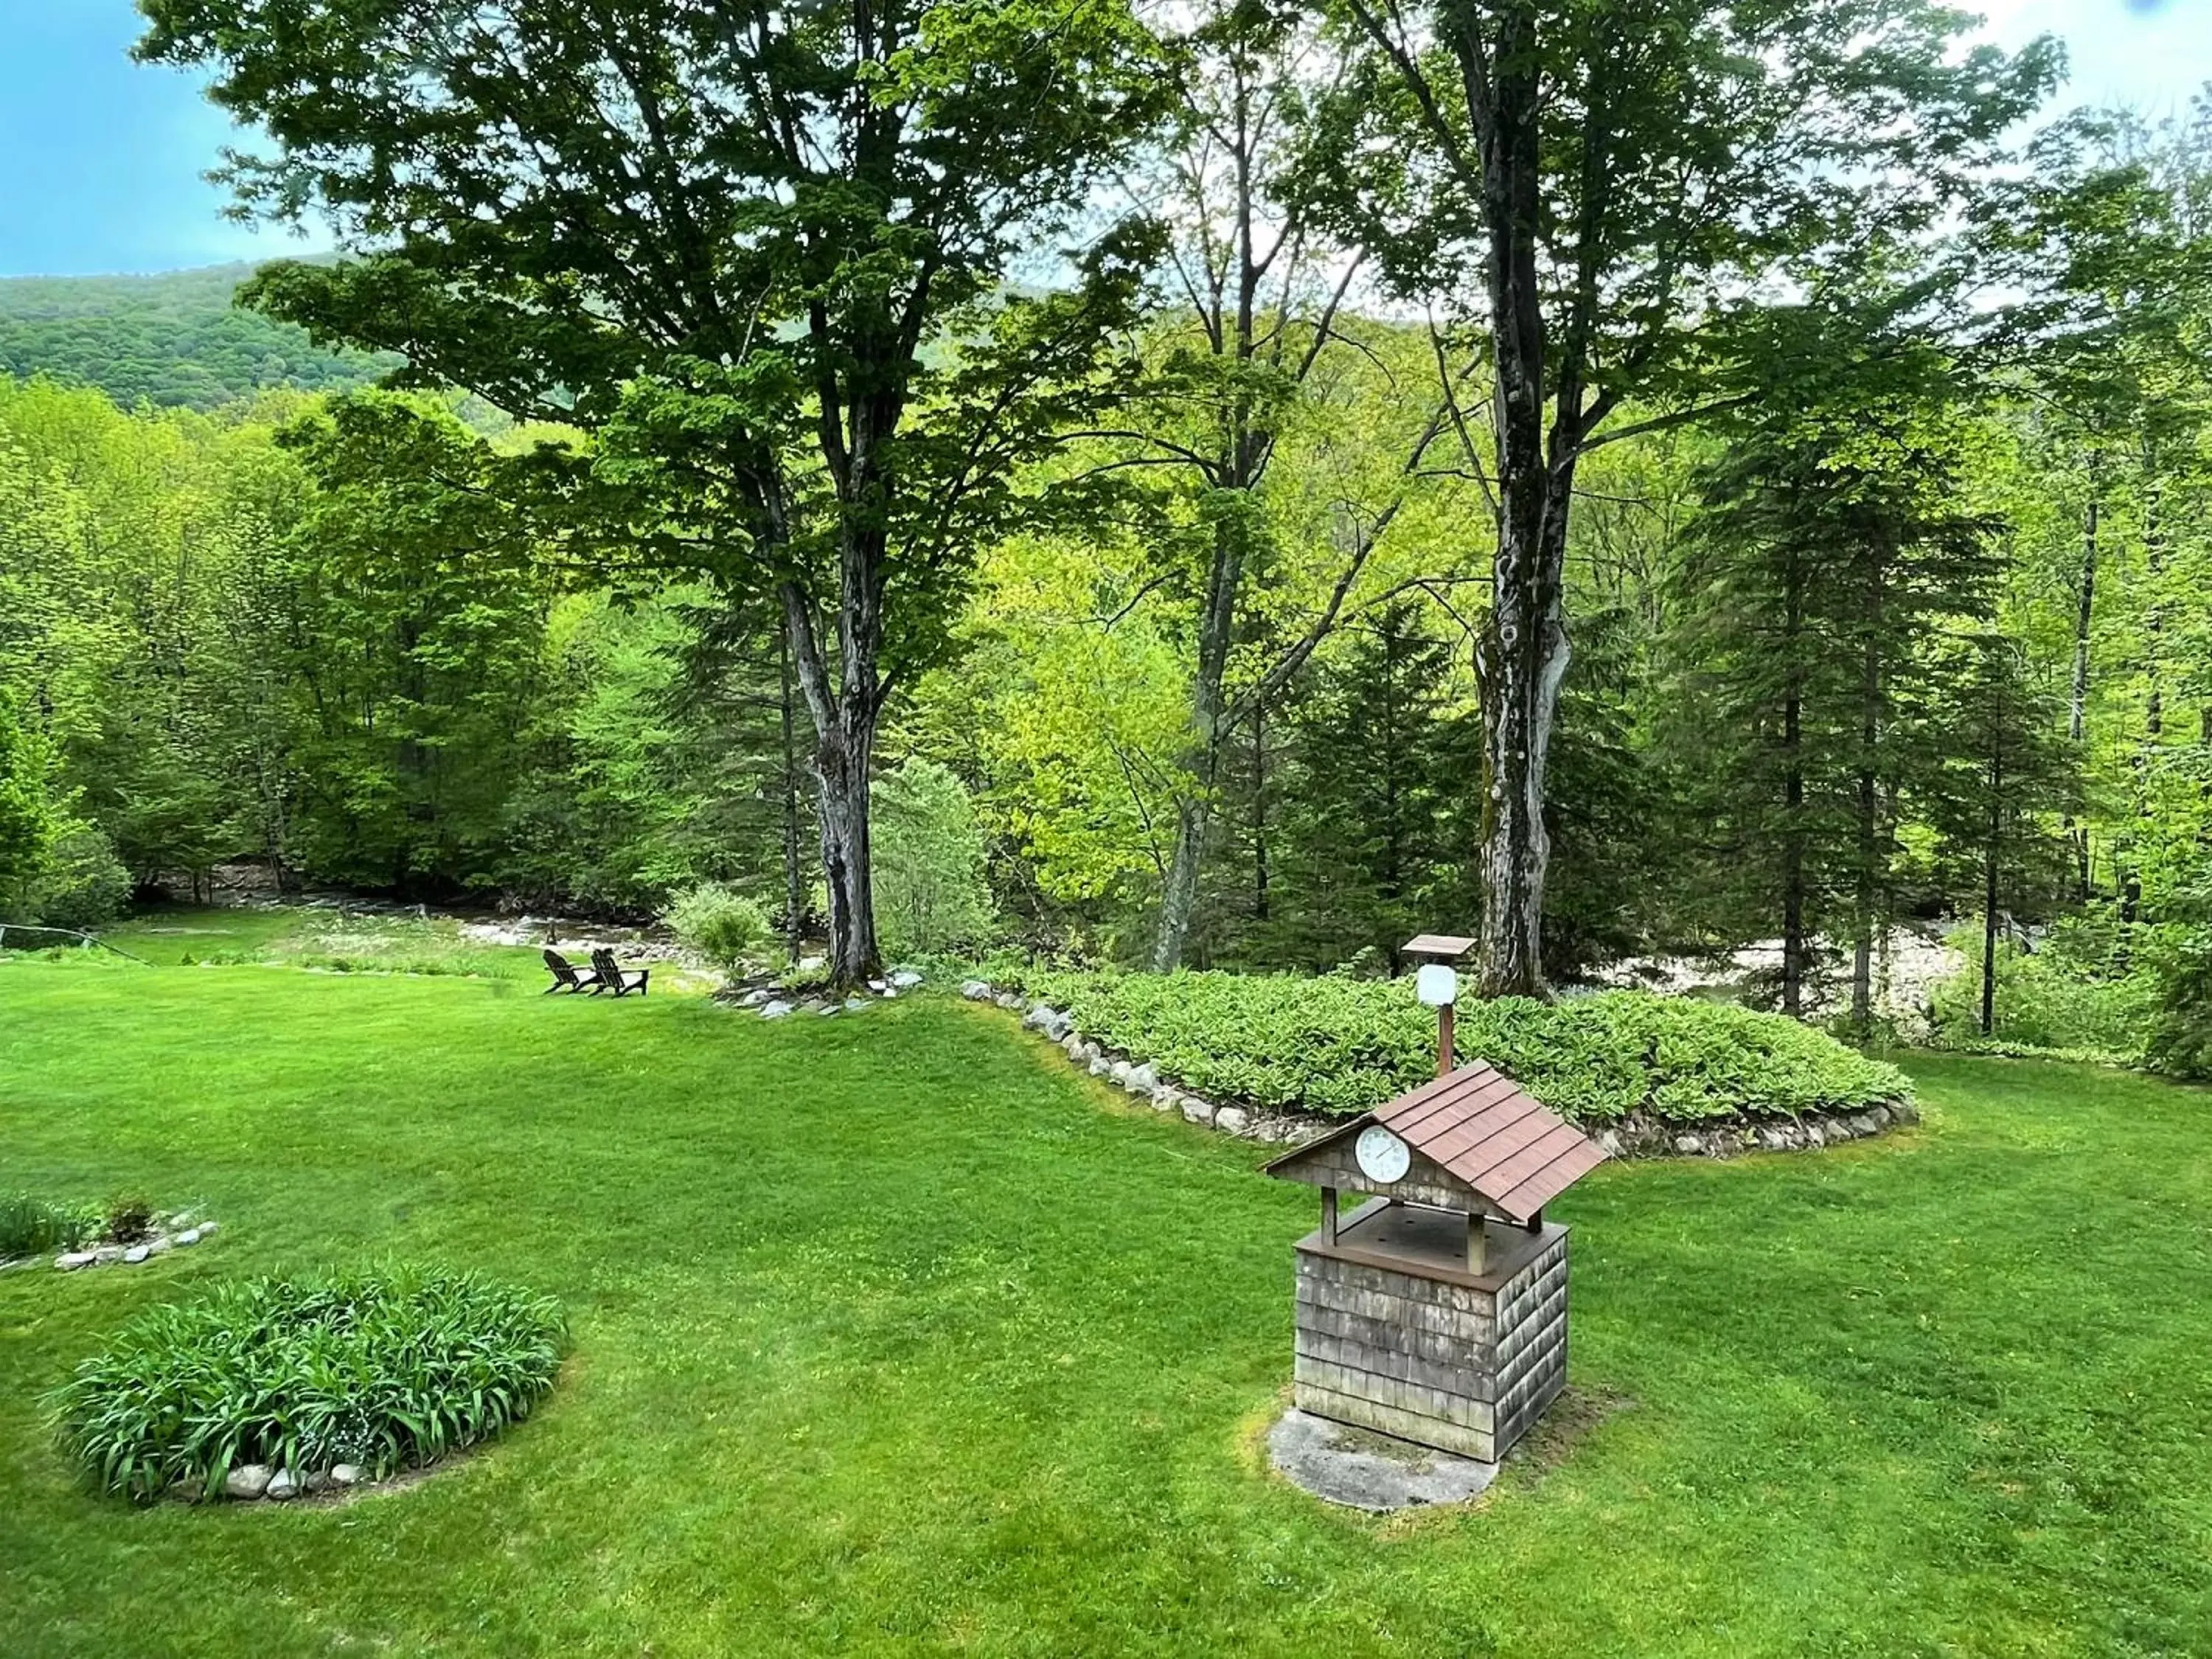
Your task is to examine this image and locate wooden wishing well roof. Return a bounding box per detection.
[1265,1060,1607,1225]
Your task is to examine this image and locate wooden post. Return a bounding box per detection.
[1321,1186,1338,1245]
[1436,1000,1455,1079]
[1467,1211,1488,1273]
[1525,1207,1543,1234]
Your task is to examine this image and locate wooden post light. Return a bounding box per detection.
[1403,933,1474,1079]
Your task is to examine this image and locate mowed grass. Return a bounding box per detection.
[1,958,2209,1658]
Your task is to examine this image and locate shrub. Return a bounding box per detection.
[664,883,771,975]
[52,1265,566,1503]
[2146,884,2212,1081]
[872,759,998,957]
[27,824,133,931]
[102,1193,156,1245]
[1010,968,1913,1125]
[1929,915,2160,1061]
[0,1194,99,1259]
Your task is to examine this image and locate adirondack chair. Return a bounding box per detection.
[542,948,602,994]
[591,947,650,997]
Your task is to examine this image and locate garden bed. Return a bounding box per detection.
[52,1265,565,1504]
[991,968,1914,1140]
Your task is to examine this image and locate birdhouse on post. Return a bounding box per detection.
[1264,1062,1607,1464]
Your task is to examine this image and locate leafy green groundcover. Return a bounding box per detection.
[52,1265,565,1502]
[1013,969,1912,1124]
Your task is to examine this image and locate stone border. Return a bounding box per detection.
[959,980,1918,1158]
[0,1213,222,1275]
[735,967,926,1020]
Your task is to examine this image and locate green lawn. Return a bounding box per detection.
[1,956,2209,1657]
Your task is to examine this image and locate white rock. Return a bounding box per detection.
[1803,1124,1826,1147]
[1181,1095,1218,1127]
[994,992,1023,1010]
[844,995,870,1010]
[198,1220,218,1235]
[265,1469,301,1501]
[960,979,992,1001]
[1597,1130,1624,1158]
[817,1003,843,1017]
[1760,1128,1792,1151]
[890,970,924,990]
[1673,1135,1704,1155]
[738,988,771,1008]
[330,1464,361,1486]
[880,987,898,999]
[1062,1033,1085,1060]
[759,1000,794,1019]
[175,1228,202,1246]
[1109,1060,1135,1086]
[225,1464,273,1500]
[55,1251,97,1270]
[1087,1057,1113,1077]
[1123,1064,1158,1096]
[799,955,826,971]
[303,1470,334,1494]
[1214,1105,1250,1135]
[123,1245,150,1265]
[145,1235,173,1256]
[94,1245,127,1264]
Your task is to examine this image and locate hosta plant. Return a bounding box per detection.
[52,1265,566,1503]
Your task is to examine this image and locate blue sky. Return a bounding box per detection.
[0,0,2206,279]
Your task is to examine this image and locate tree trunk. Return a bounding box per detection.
[1850,545,1886,1037]
[2068,493,2098,744]
[780,579,883,987]
[1251,696,1269,925]
[1153,795,1208,972]
[1152,508,1245,970]
[1469,0,1566,1001]
[1980,740,2003,1037]
[779,626,806,964]
[1782,688,1806,1020]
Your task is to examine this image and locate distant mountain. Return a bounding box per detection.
[0,261,396,411]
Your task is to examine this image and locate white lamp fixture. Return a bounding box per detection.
[1416,962,1458,1007]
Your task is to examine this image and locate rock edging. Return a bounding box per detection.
[18,1214,220,1275]
[960,979,1917,1159]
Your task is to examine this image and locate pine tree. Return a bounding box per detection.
[1667,413,2003,1022]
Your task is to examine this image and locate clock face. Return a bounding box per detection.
[1354,1125,1411,1186]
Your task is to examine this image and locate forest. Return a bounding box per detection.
[3,0,2209,1077]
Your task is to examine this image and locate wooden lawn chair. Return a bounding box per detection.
[591,947,650,997]
[543,948,602,994]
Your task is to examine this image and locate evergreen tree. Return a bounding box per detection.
[1667,411,2002,1022]
[1258,602,1477,971]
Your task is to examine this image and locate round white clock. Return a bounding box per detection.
[1354,1124,1411,1185]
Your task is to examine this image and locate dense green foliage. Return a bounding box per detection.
[52,1265,564,1503]
[5,952,2211,1652]
[0,265,387,411]
[662,883,771,976]
[1012,969,1910,1123]
[870,759,1000,958]
[0,1194,98,1260]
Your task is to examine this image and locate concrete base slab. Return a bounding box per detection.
[1267,1408,1498,1512]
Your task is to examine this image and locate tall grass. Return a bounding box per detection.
[52,1265,566,1502]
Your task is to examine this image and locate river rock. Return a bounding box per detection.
[123,1245,150,1265]
[330,1464,362,1486]
[759,1000,794,1019]
[891,969,924,989]
[265,1469,301,1501]
[1123,1064,1158,1096]
[225,1464,273,1500]
[1180,1094,1217,1127]
[1214,1105,1250,1135]
[960,979,992,1001]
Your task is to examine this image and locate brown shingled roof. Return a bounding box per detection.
[1267,1060,1607,1223]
